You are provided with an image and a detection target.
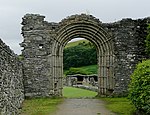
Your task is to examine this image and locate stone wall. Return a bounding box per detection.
[20,14,56,97]
[0,39,24,114]
[103,17,150,95]
[21,14,150,97]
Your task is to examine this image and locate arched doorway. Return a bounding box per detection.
[21,13,146,97]
[51,14,115,96]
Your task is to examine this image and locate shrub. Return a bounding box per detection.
[128,60,150,114]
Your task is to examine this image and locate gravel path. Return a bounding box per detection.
[53,99,116,115]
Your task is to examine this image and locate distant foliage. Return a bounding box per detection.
[128,60,150,114]
[65,67,87,75]
[64,65,97,75]
[145,24,150,55]
[63,41,97,69]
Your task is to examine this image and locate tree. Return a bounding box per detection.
[63,41,97,69]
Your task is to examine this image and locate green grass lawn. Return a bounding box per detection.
[63,86,97,98]
[20,87,97,115]
[63,87,136,114]
[64,64,98,75]
[20,87,136,115]
[78,64,98,74]
[20,98,63,115]
[101,97,136,115]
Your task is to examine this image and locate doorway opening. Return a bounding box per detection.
[52,14,115,96]
[63,38,98,98]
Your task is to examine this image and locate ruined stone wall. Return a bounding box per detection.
[21,14,150,97]
[103,17,150,95]
[21,14,57,97]
[0,13,149,114]
[0,39,24,114]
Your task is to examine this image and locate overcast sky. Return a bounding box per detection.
[0,0,150,54]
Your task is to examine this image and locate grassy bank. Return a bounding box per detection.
[20,98,63,115]
[63,86,97,98]
[101,97,136,115]
[65,39,88,48]
[64,64,97,75]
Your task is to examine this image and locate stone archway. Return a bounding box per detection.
[21,14,121,97]
[51,14,115,96]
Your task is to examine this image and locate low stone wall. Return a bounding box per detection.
[0,39,24,115]
[65,74,98,86]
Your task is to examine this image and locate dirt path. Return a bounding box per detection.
[53,99,116,115]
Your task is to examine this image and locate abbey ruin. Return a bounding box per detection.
[0,14,150,114]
